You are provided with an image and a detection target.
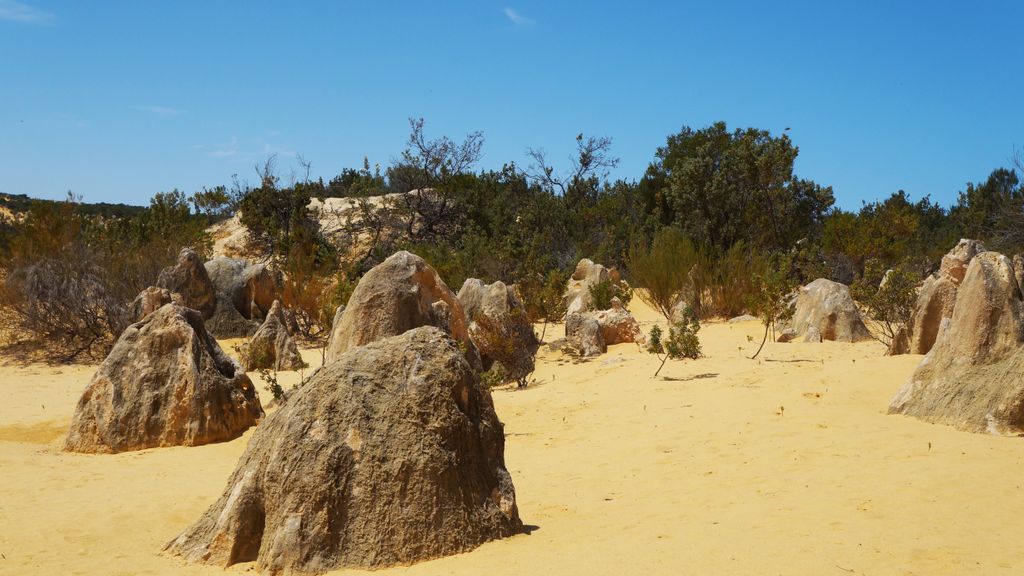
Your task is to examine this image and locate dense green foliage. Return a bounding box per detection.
[646,307,702,378]
[2,118,1022,363]
[746,252,797,359]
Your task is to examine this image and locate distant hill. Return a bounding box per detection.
[0,193,147,221]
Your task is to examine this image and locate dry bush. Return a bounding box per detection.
[0,258,132,360]
[697,242,757,318]
[627,227,700,320]
[0,194,209,361]
[471,309,536,388]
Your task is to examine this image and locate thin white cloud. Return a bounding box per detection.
[200,135,296,161]
[137,105,186,117]
[0,0,53,23]
[503,8,533,26]
[208,137,240,158]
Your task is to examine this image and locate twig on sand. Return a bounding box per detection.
[764,358,817,363]
[834,565,857,574]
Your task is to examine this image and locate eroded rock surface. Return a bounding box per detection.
[889,252,1024,434]
[787,278,871,343]
[165,327,521,573]
[458,278,537,378]
[244,300,305,371]
[156,248,217,318]
[324,251,472,363]
[64,304,262,453]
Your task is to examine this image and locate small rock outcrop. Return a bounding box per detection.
[728,314,758,324]
[787,279,871,343]
[458,279,537,378]
[165,327,521,573]
[156,248,217,318]
[669,297,691,325]
[324,251,472,364]
[205,257,277,319]
[776,328,798,343]
[244,301,305,371]
[590,298,642,345]
[939,238,986,284]
[906,274,958,354]
[64,304,263,453]
[889,239,987,356]
[131,286,172,321]
[203,257,277,338]
[889,252,1024,434]
[564,258,611,316]
[565,312,606,357]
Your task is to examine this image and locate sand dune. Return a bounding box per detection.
[2,301,1024,575]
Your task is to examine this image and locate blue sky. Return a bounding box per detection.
[1,1,1022,210]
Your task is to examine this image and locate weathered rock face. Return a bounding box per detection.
[1013,254,1024,301]
[565,312,606,357]
[892,239,986,356]
[787,279,871,343]
[564,258,611,316]
[590,299,642,345]
[939,238,986,284]
[244,301,306,372]
[889,252,1024,434]
[131,286,171,322]
[324,251,471,363]
[156,249,217,319]
[165,327,521,573]
[458,279,537,378]
[907,274,959,354]
[204,257,277,319]
[63,304,263,454]
[202,257,277,338]
[669,297,691,325]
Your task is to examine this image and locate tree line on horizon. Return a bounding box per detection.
[1,119,1022,361]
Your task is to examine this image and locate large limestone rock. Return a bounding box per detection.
[788,278,871,343]
[204,257,277,319]
[895,239,986,356]
[906,274,959,354]
[156,248,217,318]
[564,258,611,316]
[889,252,1024,434]
[165,327,521,573]
[565,312,606,357]
[244,300,306,372]
[458,279,537,378]
[63,304,263,453]
[203,257,277,338]
[324,251,471,363]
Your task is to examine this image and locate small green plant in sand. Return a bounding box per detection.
[646,306,702,378]
[746,252,796,360]
[259,367,285,403]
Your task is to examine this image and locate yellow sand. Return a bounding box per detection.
[3,301,1024,575]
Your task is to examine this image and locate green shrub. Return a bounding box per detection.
[588,278,633,310]
[646,307,702,378]
[518,268,568,342]
[852,261,918,347]
[745,252,797,359]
